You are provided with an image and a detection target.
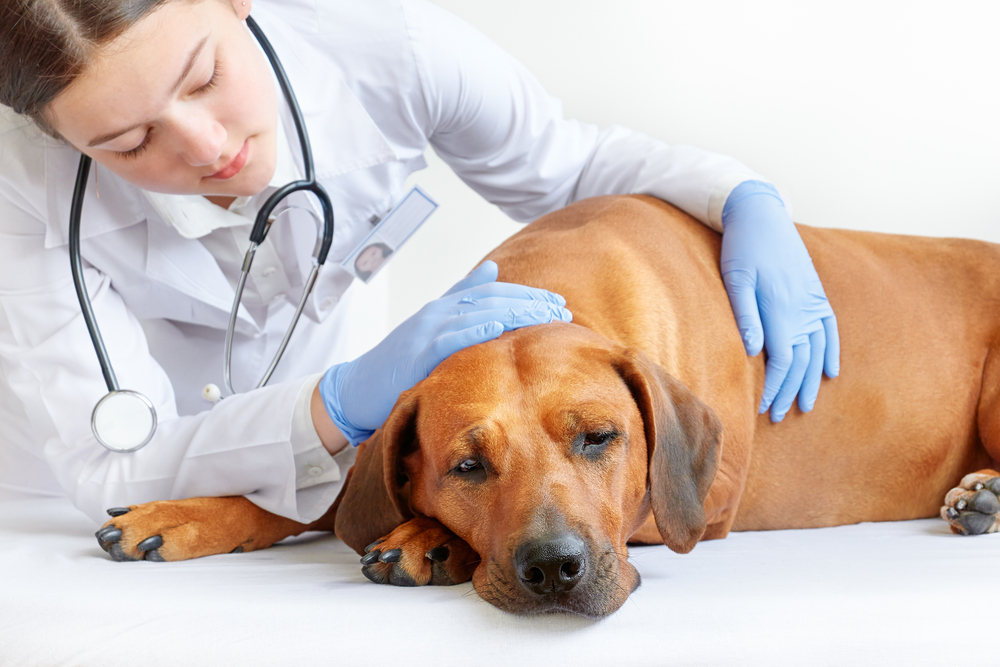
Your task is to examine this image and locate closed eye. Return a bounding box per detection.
[116,61,220,161]
[117,133,152,160]
[193,61,222,96]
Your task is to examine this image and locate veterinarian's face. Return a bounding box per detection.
[47,0,278,199]
[404,324,649,617]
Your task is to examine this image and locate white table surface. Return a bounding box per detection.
[0,495,993,667]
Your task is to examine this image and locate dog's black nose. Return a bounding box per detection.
[515,533,587,595]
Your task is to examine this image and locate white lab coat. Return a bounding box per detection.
[0,0,771,524]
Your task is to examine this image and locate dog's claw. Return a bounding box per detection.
[96,526,122,544]
[95,526,120,554]
[106,507,131,517]
[144,549,166,562]
[379,549,402,563]
[361,550,381,566]
[137,536,163,552]
[426,546,449,562]
[364,539,384,554]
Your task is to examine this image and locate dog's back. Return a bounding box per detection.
[488,195,1000,532]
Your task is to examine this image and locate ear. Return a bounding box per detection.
[229,0,252,21]
[614,349,722,554]
[333,395,418,555]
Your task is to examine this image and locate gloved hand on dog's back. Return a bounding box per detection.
[319,260,573,445]
[721,180,840,423]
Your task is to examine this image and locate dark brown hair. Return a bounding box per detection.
[0,0,173,136]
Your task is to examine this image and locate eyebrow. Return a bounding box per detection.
[86,35,210,147]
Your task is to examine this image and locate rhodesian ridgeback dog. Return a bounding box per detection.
[95,196,1000,618]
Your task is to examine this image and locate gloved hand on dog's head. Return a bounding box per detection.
[319,260,573,445]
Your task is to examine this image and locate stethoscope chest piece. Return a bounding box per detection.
[92,390,157,453]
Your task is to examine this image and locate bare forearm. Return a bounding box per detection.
[311,384,349,456]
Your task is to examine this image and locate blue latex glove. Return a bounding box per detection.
[721,181,840,422]
[319,260,573,444]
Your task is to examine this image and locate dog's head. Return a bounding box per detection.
[335,322,721,618]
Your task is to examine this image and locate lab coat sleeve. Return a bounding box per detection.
[0,188,343,525]
[404,0,781,232]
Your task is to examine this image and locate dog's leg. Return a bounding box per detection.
[940,470,1000,535]
[359,516,479,586]
[94,496,335,562]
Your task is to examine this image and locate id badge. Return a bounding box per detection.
[342,186,439,283]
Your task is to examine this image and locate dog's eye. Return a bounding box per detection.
[450,456,487,484]
[575,430,618,460]
[455,458,481,473]
[583,432,614,447]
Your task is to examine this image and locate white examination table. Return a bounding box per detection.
[0,495,993,666]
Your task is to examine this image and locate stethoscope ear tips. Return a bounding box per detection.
[202,383,223,403]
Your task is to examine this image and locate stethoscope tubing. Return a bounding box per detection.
[70,154,118,394]
[244,16,333,264]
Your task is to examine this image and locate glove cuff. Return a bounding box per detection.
[318,363,375,447]
[721,180,786,230]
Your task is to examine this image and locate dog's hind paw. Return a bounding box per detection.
[941,470,1000,535]
[360,516,479,587]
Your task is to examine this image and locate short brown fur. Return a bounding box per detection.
[99,196,1000,616]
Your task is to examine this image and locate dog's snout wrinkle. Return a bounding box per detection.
[515,533,588,596]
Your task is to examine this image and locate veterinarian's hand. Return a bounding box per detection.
[319,260,573,444]
[720,181,840,423]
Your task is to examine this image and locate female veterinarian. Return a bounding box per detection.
[0,0,839,528]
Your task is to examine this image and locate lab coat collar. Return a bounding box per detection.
[41,7,397,250]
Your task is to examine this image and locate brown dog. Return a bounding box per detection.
[95,196,1000,618]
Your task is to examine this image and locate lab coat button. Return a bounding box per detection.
[307,465,324,477]
[262,267,277,278]
[320,297,334,310]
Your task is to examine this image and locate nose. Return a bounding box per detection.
[174,113,227,167]
[514,533,587,596]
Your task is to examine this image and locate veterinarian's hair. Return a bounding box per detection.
[0,0,182,137]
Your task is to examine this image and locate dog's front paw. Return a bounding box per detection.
[95,497,261,562]
[941,470,1000,535]
[360,516,479,586]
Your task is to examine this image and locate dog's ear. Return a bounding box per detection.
[334,395,418,555]
[614,349,722,554]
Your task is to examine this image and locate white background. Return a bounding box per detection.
[375,0,999,329]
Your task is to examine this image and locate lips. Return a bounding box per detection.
[207,139,249,180]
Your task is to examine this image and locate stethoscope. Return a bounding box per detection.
[69,17,334,453]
